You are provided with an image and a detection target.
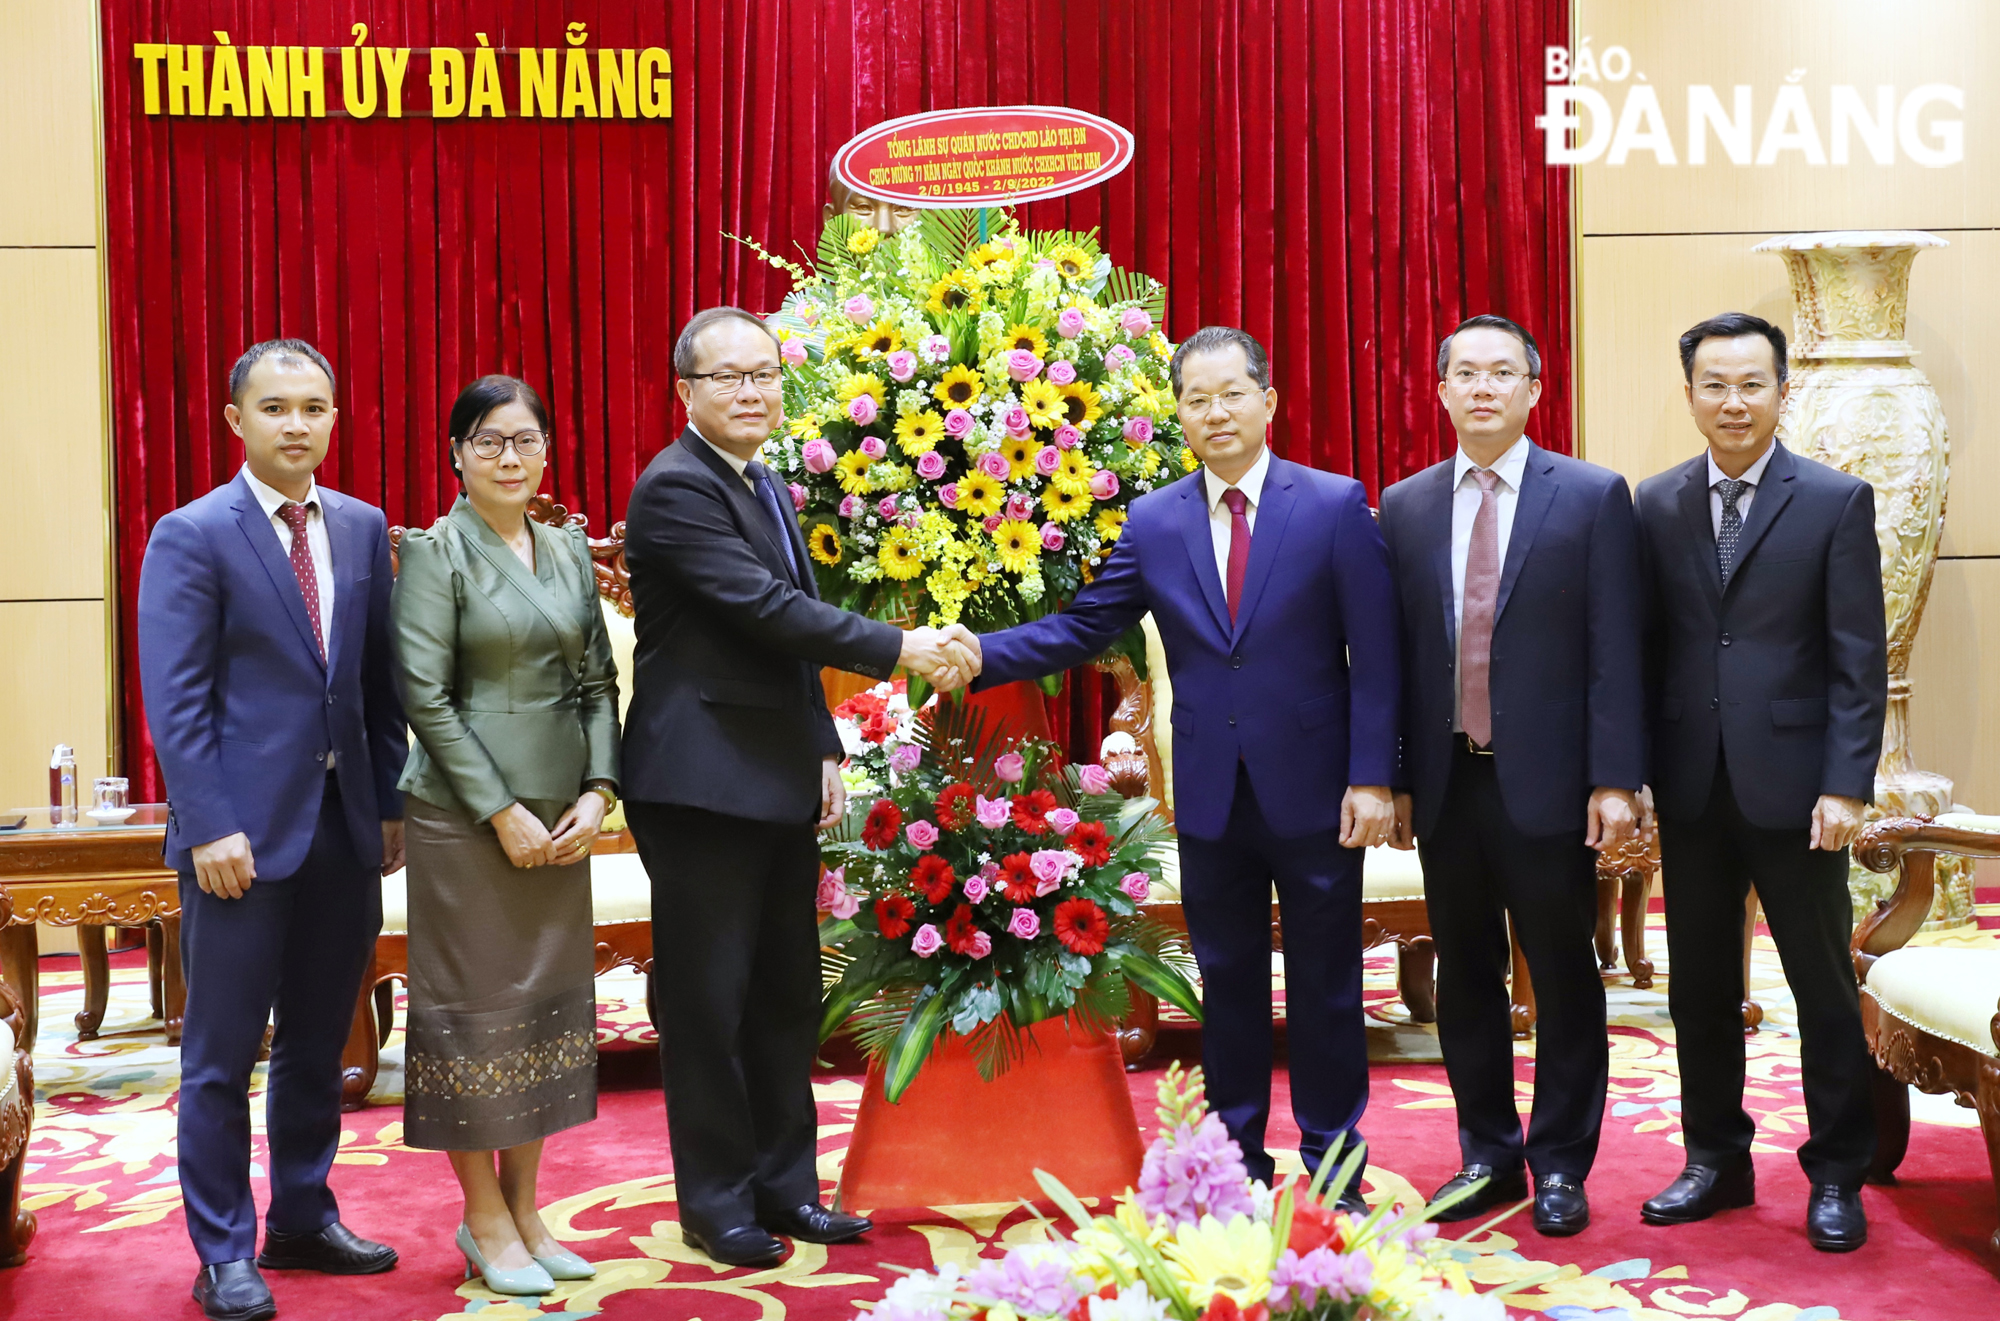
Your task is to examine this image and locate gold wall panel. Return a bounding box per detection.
[1908,558,2000,816]
[0,0,100,247]
[0,600,110,811]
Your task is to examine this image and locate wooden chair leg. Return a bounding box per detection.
[1866,1064,1911,1185]
[146,923,165,1019]
[74,924,111,1040]
[1620,871,1655,989]
[1397,936,1437,1023]
[1978,1059,2000,1253]
[0,1055,35,1267]
[1509,919,1537,1039]
[1741,889,1764,1033]
[158,914,184,1045]
[1593,873,1619,970]
[339,979,381,1111]
[1119,980,1160,1068]
[0,925,39,1054]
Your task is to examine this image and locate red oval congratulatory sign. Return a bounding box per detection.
[832,105,1135,208]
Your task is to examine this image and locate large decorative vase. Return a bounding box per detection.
[836,1014,1145,1213]
[1753,230,1971,928]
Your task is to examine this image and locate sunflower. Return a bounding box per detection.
[968,240,1014,270]
[1003,322,1049,357]
[933,364,984,409]
[1042,483,1094,523]
[895,409,944,456]
[1047,243,1092,280]
[1162,1214,1274,1307]
[1001,434,1039,481]
[877,526,927,580]
[835,449,874,495]
[992,519,1040,573]
[1095,508,1128,543]
[847,225,881,254]
[807,523,843,565]
[925,271,984,317]
[1021,378,1065,430]
[1052,450,1096,495]
[1057,381,1104,430]
[837,373,886,408]
[955,471,1004,517]
[855,319,903,358]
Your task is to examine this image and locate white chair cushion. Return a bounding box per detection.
[1934,812,2000,834]
[0,1017,15,1111]
[1137,841,1422,903]
[1865,946,2000,1057]
[378,851,652,937]
[1142,613,1173,812]
[601,598,636,728]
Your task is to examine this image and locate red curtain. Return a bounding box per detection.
[100,0,1569,797]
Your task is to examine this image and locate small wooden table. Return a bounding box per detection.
[0,805,182,1051]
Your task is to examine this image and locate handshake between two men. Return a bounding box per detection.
[896,624,985,692]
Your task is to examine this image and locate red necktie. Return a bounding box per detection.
[277,502,326,661]
[1221,488,1252,623]
[1459,469,1501,746]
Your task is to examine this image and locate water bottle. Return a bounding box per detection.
[49,743,77,826]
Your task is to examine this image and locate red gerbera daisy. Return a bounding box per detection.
[997,852,1038,903]
[910,854,957,904]
[1011,788,1059,834]
[1064,820,1113,868]
[861,799,903,849]
[1052,897,1110,956]
[943,903,983,955]
[858,711,897,744]
[874,893,915,940]
[833,690,887,723]
[934,783,978,832]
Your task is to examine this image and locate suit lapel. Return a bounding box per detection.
[683,430,798,586]
[230,476,327,673]
[1177,476,1233,639]
[1676,459,1724,605]
[451,499,586,671]
[1422,465,1458,652]
[1494,447,1557,625]
[321,491,361,680]
[1229,462,1297,643]
[1723,442,1797,593]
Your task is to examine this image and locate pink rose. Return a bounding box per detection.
[1122,415,1154,445]
[920,334,951,362]
[889,743,922,773]
[939,482,961,508]
[1035,258,1058,273]
[994,753,1026,783]
[1007,908,1041,939]
[906,820,940,850]
[1003,405,1031,432]
[839,494,862,519]
[944,409,976,439]
[967,930,993,959]
[1121,871,1151,902]
[788,483,808,511]
[781,338,808,367]
[877,495,901,520]
[887,349,918,382]
[916,451,948,481]
[1047,359,1077,386]
[1077,763,1113,795]
[1105,344,1137,370]
[815,867,845,909]
[848,394,879,426]
[843,294,875,322]
[1040,522,1066,552]
[963,874,990,904]
[982,514,1004,532]
[1089,470,1120,500]
[1053,424,1082,450]
[1047,807,1080,834]
[1007,350,1043,382]
[1120,307,1153,338]
[977,451,1011,480]
[859,435,888,460]
[801,438,837,473]
[980,860,1001,881]
[912,924,943,957]
[1056,307,1088,338]
[974,794,1011,830]
[1035,447,1061,477]
[1005,492,1037,523]
[1030,850,1070,894]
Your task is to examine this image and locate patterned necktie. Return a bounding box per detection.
[1459,468,1502,747]
[744,460,803,583]
[1221,488,1252,623]
[277,501,326,661]
[1716,478,1749,585]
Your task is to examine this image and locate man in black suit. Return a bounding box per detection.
[621,307,971,1267]
[1634,311,1886,1252]
[1380,315,1644,1238]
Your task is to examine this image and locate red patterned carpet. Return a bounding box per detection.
[10,911,2000,1321]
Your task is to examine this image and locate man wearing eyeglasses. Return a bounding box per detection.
[1633,312,1886,1251]
[619,306,972,1268]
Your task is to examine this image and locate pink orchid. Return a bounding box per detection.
[1047,359,1078,386]
[994,753,1027,783]
[1007,908,1041,939]
[801,438,837,473]
[887,349,919,382]
[1077,764,1113,795]
[912,924,942,957]
[848,394,879,426]
[906,820,940,850]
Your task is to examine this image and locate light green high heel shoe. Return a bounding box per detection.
[531,1246,597,1281]
[456,1223,555,1296]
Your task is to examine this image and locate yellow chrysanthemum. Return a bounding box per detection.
[807,523,842,565]
[925,271,984,317]
[787,413,823,441]
[1129,375,1173,418]
[955,471,1004,518]
[854,320,903,358]
[1002,323,1049,358]
[933,364,984,409]
[1161,1214,1273,1308]
[1095,508,1128,543]
[877,526,927,581]
[1180,445,1200,473]
[835,450,874,495]
[1021,378,1065,430]
[1135,447,1163,478]
[1362,1241,1431,1314]
[895,410,944,456]
[1047,244,1092,280]
[1041,483,1094,523]
[1001,434,1040,482]
[1053,450,1096,495]
[992,519,1040,574]
[847,226,881,254]
[1056,381,1104,430]
[837,374,886,408]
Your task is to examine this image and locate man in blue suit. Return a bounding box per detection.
[138,340,407,1321]
[1378,315,1644,1237]
[953,326,1400,1198]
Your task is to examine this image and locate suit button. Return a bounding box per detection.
[1231,655,1243,669]
[1228,716,1238,727]
[1720,634,1732,646]
[316,751,326,763]
[1711,698,1720,710]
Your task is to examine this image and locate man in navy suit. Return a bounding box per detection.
[1634,312,1886,1252]
[1378,315,1644,1237]
[952,326,1401,1198]
[138,340,408,1321]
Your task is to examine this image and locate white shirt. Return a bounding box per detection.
[1708,443,1775,537]
[1201,445,1271,588]
[1449,436,1531,635]
[242,464,334,651]
[691,425,761,496]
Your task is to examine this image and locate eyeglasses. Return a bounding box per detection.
[686,368,784,392]
[1180,388,1258,415]
[1695,380,1773,405]
[1447,369,1527,390]
[460,430,549,459]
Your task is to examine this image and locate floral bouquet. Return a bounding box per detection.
[861,1066,1533,1321]
[817,682,1202,1101]
[731,209,1193,696]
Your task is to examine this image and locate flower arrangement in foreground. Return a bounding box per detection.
[817,682,1202,1101]
[731,209,1191,693]
[861,1066,1538,1321]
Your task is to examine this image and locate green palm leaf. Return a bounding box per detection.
[1116,946,1203,1023]
[882,978,960,1102]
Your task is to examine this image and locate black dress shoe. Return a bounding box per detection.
[191,1260,276,1321]
[1805,1183,1867,1252]
[1641,1161,1756,1225]
[1532,1174,1590,1236]
[1333,1189,1369,1216]
[256,1221,398,1274]
[762,1203,873,1244]
[682,1224,787,1267]
[1427,1164,1529,1222]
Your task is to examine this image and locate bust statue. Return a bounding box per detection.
[825,164,918,236]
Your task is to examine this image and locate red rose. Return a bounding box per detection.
[861,799,904,850]
[1011,788,1058,834]
[943,903,983,955]
[997,852,1039,904]
[1052,897,1110,956]
[874,894,915,940]
[859,711,897,745]
[1287,1197,1349,1254]
[1064,820,1113,868]
[834,691,886,723]
[911,854,957,904]
[1198,1297,1267,1321]
[934,783,977,832]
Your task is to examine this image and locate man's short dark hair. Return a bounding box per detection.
[229,338,336,404]
[673,306,782,379]
[1169,326,1271,397]
[1678,311,1789,388]
[1436,315,1541,379]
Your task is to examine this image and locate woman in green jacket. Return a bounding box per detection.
[392,375,620,1295]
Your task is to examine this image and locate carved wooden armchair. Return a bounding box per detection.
[0,889,38,1266]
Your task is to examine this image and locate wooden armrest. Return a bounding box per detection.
[1851,816,2000,977]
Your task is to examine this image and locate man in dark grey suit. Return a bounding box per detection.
[1634,311,1887,1252]
[620,307,970,1267]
